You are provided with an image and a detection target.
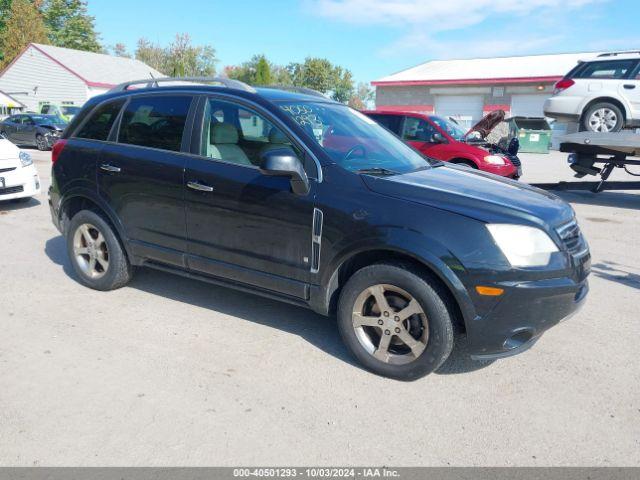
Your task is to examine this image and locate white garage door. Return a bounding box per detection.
[434,95,483,130]
[510,94,549,117]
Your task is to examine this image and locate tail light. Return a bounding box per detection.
[553,78,575,95]
[51,139,67,164]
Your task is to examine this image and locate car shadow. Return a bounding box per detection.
[44,235,496,378]
[0,197,41,211]
[591,261,640,290]
[549,189,640,210]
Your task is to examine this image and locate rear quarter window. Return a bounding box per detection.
[75,100,125,141]
[366,114,403,135]
[574,60,637,79]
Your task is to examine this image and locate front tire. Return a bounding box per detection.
[66,210,132,291]
[35,134,49,151]
[337,263,455,381]
[582,102,623,133]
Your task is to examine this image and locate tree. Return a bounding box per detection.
[110,42,130,58]
[41,0,101,52]
[0,0,48,68]
[288,57,355,102]
[254,55,272,86]
[348,82,374,110]
[226,54,283,86]
[135,34,217,77]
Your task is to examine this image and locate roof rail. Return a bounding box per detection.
[261,85,329,99]
[597,51,640,57]
[110,76,256,93]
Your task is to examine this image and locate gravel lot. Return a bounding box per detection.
[1,148,639,466]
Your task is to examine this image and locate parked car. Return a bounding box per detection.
[49,78,590,380]
[544,51,640,132]
[40,103,82,122]
[363,110,522,179]
[0,113,67,150]
[0,135,41,202]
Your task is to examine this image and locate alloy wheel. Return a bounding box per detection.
[36,135,47,150]
[72,223,110,279]
[351,284,429,365]
[588,108,618,132]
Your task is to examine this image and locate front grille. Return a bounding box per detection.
[0,185,24,195]
[0,166,16,173]
[556,220,588,256]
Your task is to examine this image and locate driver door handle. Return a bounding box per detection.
[100,163,121,173]
[187,181,214,192]
[623,84,636,89]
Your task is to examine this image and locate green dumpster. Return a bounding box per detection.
[507,117,552,154]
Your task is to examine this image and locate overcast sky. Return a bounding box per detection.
[89,0,640,83]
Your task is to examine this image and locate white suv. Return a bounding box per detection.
[544,52,640,133]
[0,136,41,203]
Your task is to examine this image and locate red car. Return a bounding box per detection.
[363,110,522,179]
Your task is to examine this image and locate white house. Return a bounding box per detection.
[0,43,163,112]
[373,52,601,129]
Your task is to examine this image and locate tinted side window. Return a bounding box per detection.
[76,99,125,141]
[41,105,50,114]
[575,60,636,79]
[368,114,402,135]
[118,96,192,152]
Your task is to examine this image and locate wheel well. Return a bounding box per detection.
[581,97,627,122]
[328,249,466,332]
[450,158,478,168]
[60,196,107,234]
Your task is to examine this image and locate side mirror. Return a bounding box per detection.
[432,133,446,144]
[259,147,310,196]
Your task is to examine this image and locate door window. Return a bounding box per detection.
[575,60,636,79]
[118,95,192,152]
[76,99,125,141]
[200,98,305,170]
[402,117,438,142]
[366,114,403,135]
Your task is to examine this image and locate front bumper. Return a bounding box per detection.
[464,263,590,360]
[0,164,41,201]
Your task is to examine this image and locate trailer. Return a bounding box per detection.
[532,132,640,193]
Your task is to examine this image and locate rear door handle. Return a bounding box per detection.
[187,181,214,192]
[100,164,121,173]
[623,84,636,89]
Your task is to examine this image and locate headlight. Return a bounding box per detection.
[487,224,559,267]
[484,154,507,165]
[19,151,32,167]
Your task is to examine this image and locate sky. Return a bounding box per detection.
[88,0,640,83]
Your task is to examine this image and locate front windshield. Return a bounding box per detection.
[31,115,65,125]
[61,106,80,116]
[278,102,430,174]
[430,116,467,141]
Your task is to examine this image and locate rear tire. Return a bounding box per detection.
[581,102,623,133]
[66,210,132,291]
[337,263,455,381]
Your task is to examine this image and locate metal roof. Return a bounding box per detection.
[373,52,604,86]
[30,43,164,88]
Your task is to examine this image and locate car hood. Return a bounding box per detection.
[361,165,573,227]
[0,138,20,159]
[38,123,66,130]
[465,109,505,139]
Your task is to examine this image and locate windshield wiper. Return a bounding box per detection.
[355,167,399,176]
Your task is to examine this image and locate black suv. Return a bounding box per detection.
[49,77,590,380]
